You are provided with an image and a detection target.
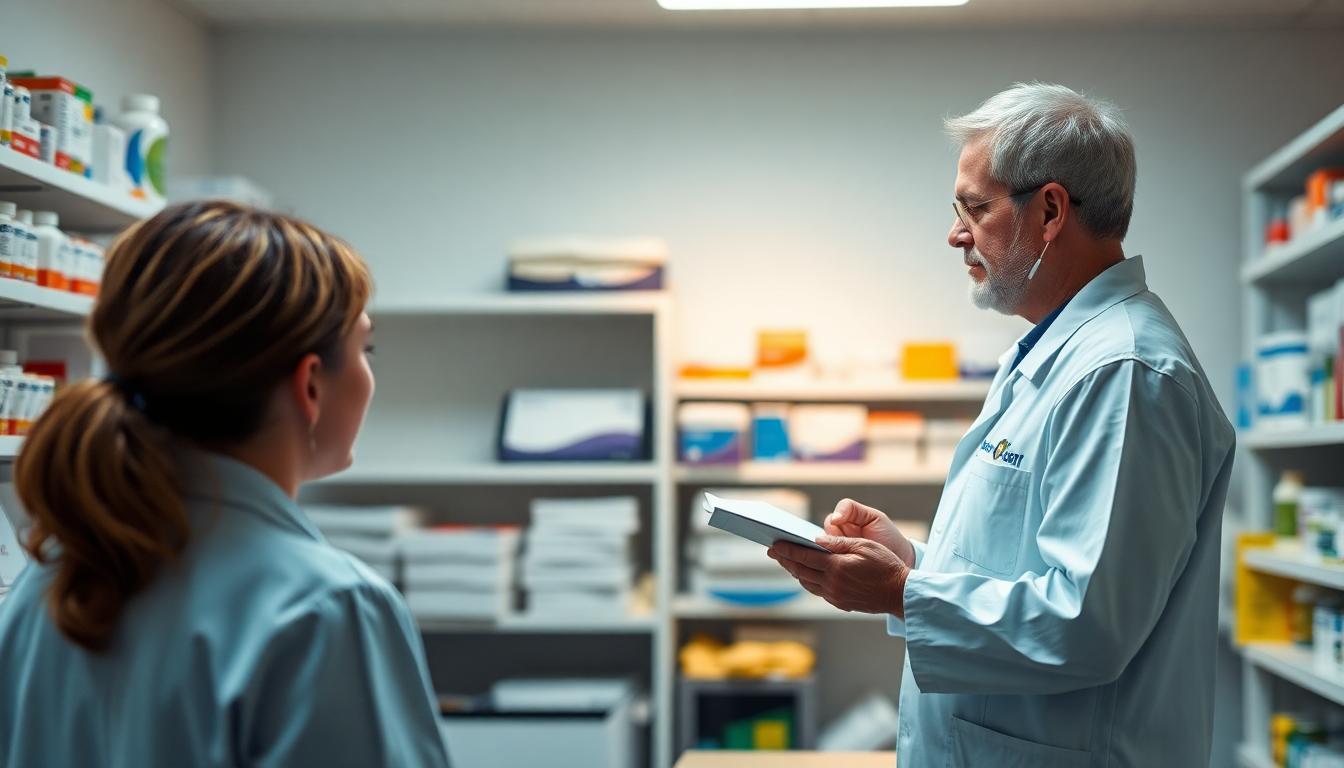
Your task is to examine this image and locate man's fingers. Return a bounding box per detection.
[771,552,825,583]
[797,578,827,598]
[832,498,884,526]
[770,540,834,570]
[816,535,866,556]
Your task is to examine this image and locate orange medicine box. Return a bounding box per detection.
[901,342,958,380]
[757,330,808,368]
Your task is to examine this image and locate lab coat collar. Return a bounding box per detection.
[1011,255,1148,386]
[180,448,324,541]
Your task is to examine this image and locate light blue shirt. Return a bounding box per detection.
[0,451,451,768]
[889,256,1235,767]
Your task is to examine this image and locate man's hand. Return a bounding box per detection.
[768,536,909,618]
[824,498,915,566]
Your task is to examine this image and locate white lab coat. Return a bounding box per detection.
[890,256,1235,767]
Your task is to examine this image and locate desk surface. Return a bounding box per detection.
[675,752,894,768]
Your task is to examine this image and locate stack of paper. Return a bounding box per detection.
[491,677,636,712]
[304,505,422,584]
[688,488,811,604]
[400,526,521,621]
[521,497,639,620]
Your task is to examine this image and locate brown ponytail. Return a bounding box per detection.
[16,201,372,651]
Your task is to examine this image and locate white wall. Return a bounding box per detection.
[4,0,213,176]
[213,27,1344,412]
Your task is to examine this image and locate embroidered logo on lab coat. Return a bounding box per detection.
[979,438,1026,469]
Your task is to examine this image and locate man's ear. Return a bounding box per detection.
[1040,182,1071,243]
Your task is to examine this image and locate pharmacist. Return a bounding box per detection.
[768,83,1236,767]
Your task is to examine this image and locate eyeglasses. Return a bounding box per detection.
[952,184,1082,231]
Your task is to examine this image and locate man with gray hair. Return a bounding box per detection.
[769,83,1235,766]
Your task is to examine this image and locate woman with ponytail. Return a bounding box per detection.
[0,201,451,767]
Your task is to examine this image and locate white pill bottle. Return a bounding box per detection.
[112,94,169,204]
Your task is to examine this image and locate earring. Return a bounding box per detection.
[308,421,318,455]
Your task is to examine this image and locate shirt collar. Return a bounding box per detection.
[1011,255,1149,385]
[179,449,323,541]
[1011,301,1067,371]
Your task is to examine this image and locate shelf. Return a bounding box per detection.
[1236,744,1275,768]
[317,461,661,486]
[370,292,668,317]
[1245,104,1344,193]
[0,279,94,319]
[0,436,21,460]
[417,614,657,634]
[1243,541,1344,591]
[1242,642,1344,707]
[0,149,161,232]
[672,594,885,622]
[1242,216,1344,286]
[676,378,992,402]
[676,462,948,486]
[1243,423,1344,450]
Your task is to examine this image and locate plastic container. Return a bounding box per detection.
[68,238,102,296]
[1293,585,1320,646]
[91,123,133,195]
[14,211,36,283]
[0,353,21,437]
[1315,600,1340,673]
[1257,331,1310,429]
[32,212,70,291]
[1275,471,1305,538]
[0,55,10,147]
[8,87,39,159]
[1265,211,1291,247]
[112,94,169,203]
[1,81,13,148]
[0,202,17,279]
[1301,488,1344,558]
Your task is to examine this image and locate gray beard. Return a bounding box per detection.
[967,230,1036,315]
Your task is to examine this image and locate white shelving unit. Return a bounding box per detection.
[1242,216,1344,287]
[308,293,679,768]
[1244,643,1344,707]
[0,436,22,460]
[0,279,96,320]
[1243,543,1344,591]
[1237,103,1344,761]
[667,362,977,765]
[1243,423,1344,450]
[0,150,160,232]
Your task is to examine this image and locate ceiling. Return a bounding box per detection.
[176,0,1344,29]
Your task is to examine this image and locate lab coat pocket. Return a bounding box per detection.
[948,717,1090,768]
[950,459,1030,576]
